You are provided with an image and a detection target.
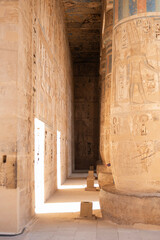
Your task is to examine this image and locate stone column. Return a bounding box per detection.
[100,0,160,226]
[98,2,113,187]
[99,3,113,167]
[111,0,160,193]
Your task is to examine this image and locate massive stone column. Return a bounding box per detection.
[111,0,160,193]
[100,0,160,225]
[100,7,113,167]
[98,1,113,187]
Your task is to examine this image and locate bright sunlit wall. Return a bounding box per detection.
[34,118,100,214]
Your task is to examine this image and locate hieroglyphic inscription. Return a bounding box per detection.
[113,17,160,105]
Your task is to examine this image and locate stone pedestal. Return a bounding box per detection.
[100,185,160,225]
[85,170,96,191]
[80,202,93,218]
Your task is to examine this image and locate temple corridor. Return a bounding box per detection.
[1,0,160,238]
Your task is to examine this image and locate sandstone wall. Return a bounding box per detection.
[74,63,99,170]
[17,0,33,227]
[0,0,18,190]
[32,0,74,196]
[0,0,74,230]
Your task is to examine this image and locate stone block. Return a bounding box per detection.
[87,177,94,188]
[85,175,96,191]
[80,201,93,218]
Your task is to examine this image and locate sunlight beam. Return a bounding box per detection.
[57,130,61,189]
[34,118,45,210]
[35,201,100,214]
[34,121,100,214]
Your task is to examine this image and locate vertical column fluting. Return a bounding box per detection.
[111,0,160,192]
[99,2,113,168]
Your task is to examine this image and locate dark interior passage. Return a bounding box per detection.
[74,63,99,170]
[62,0,101,171]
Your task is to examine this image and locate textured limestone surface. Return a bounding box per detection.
[0,0,74,231]
[74,63,99,170]
[100,184,160,225]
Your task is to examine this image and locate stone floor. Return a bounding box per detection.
[1,178,160,240]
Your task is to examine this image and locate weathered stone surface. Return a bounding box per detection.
[0,0,74,232]
[0,0,18,190]
[98,172,113,188]
[111,13,160,193]
[100,184,160,225]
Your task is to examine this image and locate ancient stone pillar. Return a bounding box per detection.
[111,0,160,193]
[99,2,113,168]
[98,2,113,187]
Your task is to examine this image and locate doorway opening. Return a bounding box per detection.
[34,118,100,214]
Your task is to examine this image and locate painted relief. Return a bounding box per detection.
[153,18,160,41]
[113,17,160,105]
[104,9,113,44]
[111,16,160,192]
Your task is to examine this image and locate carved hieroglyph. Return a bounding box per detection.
[111,15,160,192]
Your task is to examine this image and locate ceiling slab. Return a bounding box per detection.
[62,0,102,63]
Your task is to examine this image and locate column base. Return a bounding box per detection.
[96,164,111,176]
[98,172,113,188]
[100,184,160,225]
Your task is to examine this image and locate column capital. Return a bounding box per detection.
[114,0,160,25]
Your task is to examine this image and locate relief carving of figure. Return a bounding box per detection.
[127,44,158,104]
